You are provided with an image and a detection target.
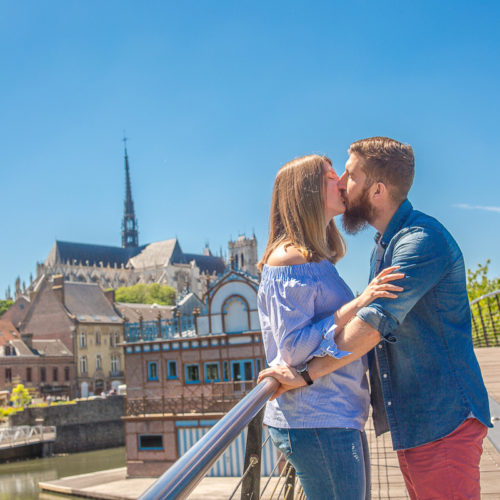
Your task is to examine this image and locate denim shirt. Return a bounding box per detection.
[258,261,369,430]
[357,200,491,450]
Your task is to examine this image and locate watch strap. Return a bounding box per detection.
[297,364,313,386]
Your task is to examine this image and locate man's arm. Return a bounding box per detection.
[258,317,380,399]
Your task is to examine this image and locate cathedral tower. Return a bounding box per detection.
[121,137,139,248]
[228,234,258,276]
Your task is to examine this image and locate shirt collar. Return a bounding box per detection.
[379,199,413,248]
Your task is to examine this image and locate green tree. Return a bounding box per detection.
[466,259,500,302]
[10,384,32,408]
[0,299,13,318]
[114,283,176,305]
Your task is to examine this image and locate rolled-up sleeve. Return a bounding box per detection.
[265,278,351,366]
[357,227,450,342]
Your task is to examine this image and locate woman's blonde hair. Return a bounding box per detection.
[258,154,346,270]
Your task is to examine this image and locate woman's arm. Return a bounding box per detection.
[333,266,404,329]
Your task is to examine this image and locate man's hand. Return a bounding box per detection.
[257,365,306,400]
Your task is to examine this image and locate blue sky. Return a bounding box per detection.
[1,0,499,297]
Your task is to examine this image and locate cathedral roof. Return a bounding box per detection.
[46,241,144,268]
[184,253,226,274]
[127,239,185,269]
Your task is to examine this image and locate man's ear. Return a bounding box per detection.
[372,182,387,201]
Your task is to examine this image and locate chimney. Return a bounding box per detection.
[21,333,33,349]
[104,289,115,305]
[52,274,65,304]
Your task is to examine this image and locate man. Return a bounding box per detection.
[259,137,491,500]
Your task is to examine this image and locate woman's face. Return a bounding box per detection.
[323,163,346,221]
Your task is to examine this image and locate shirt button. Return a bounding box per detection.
[387,401,392,406]
[383,373,388,379]
[378,344,383,349]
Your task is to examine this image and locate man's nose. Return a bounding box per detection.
[338,172,347,189]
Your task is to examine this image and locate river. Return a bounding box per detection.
[0,446,125,499]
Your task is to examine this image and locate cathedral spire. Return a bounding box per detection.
[121,135,139,248]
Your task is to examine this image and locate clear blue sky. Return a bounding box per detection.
[1,0,499,297]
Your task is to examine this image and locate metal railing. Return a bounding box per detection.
[139,377,279,500]
[0,425,56,449]
[470,290,500,347]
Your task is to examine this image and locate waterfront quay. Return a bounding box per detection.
[38,347,500,500]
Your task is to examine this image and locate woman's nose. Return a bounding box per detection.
[338,172,347,189]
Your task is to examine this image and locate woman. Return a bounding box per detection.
[257,154,403,500]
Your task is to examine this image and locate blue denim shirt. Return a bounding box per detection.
[357,200,491,450]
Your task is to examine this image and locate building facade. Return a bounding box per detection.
[122,270,269,477]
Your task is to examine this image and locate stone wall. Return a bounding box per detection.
[9,396,125,453]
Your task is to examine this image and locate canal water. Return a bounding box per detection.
[0,446,125,499]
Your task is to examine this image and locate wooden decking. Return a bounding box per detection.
[367,347,500,499]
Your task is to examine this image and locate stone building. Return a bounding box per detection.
[122,269,274,478]
[228,234,258,276]
[19,275,124,398]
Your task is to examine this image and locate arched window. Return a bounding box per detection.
[241,253,245,268]
[222,295,250,333]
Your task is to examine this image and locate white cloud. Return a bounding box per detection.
[454,203,500,213]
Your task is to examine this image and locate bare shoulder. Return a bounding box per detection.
[266,243,308,266]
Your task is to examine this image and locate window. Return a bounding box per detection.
[138,434,163,450]
[40,367,46,382]
[96,355,102,371]
[256,359,262,374]
[80,356,87,374]
[26,367,32,382]
[110,331,120,347]
[223,361,229,381]
[185,364,200,384]
[148,361,159,381]
[5,368,12,383]
[79,331,87,348]
[204,362,220,383]
[167,360,177,380]
[111,354,120,374]
[53,367,58,382]
[95,331,101,345]
[64,366,70,381]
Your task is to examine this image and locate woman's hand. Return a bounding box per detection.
[257,365,305,400]
[356,266,405,308]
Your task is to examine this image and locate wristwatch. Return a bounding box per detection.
[297,363,314,386]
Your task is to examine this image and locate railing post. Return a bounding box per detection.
[283,462,296,499]
[240,407,264,500]
[476,302,490,347]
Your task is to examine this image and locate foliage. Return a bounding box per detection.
[10,384,32,408]
[0,407,22,418]
[0,299,13,317]
[114,283,176,305]
[466,259,500,302]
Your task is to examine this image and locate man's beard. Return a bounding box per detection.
[342,187,376,235]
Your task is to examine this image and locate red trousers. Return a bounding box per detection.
[397,418,488,500]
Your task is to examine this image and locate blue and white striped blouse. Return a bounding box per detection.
[258,260,369,430]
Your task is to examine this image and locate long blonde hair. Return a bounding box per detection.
[258,154,346,270]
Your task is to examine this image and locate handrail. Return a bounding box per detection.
[138,376,279,500]
[470,289,500,305]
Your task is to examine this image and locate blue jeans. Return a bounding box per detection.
[268,426,370,500]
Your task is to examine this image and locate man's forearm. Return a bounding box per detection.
[308,317,381,381]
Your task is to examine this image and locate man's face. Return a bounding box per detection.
[338,153,376,234]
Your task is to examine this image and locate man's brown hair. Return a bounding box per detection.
[349,137,415,203]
